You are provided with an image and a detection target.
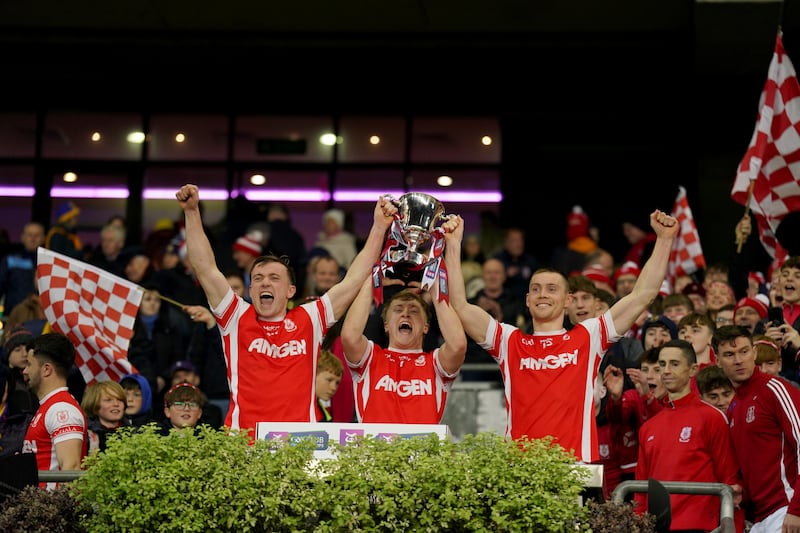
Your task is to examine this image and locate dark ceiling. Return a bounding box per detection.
[0,1,790,116]
[1,0,796,267]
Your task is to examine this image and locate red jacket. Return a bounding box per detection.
[729,367,800,522]
[635,391,741,531]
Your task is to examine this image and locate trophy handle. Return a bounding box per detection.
[381,193,399,207]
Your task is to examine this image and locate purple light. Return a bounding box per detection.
[0,186,502,203]
[0,186,35,197]
[244,190,331,202]
[144,189,229,201]
[52,187,129,199]
[333,190,503,203]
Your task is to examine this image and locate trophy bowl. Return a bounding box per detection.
[384,192,450,282]
[395,192,446,239]
[391,192,448,264]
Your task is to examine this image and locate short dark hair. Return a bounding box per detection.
[695,365,732,395]
[251,254,296,286]
[568,275,596,296]
[677,312,715,333]
[660,338,697,365]
[639,346,661,366]
[30,333,75,376]
[712,325,752,352]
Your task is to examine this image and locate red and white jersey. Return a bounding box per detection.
[22,387,87,488]
[348,341,458,424]
[214,288,333,432]
[481,311,618,463]
[635,392,740,531]
[729,367,800,522]
[605,388,646,474]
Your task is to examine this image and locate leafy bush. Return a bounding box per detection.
[0,484,85,533]
[70,426,598,532]
[72,425,324,532]
[314,432,590,532]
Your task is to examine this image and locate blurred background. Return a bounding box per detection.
[0,0,795,265]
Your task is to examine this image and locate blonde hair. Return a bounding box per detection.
[81,380,126,417]
[317,350,344,378]
[380,289,431,323]
[753,334,780,364]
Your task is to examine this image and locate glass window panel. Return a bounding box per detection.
[0,113,36,158]
[143,166,230,194]
[50,171,131,199]
[412,117,501,163]
[337,116,406,163]
[0,165,35,245]
[142,167,229,249]
[48,169,130,247]
[240,169,331,247]
[149,114,229,161]
[142,166,231,252]
[0,164,34,187]
[43,112,144,160]
[242,169,330,202]
[333,168,406,201]
[234,115,334,163]
[405,167,501,198]
[333,169,409,244]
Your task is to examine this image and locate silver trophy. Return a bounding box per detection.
[383,192,451,283]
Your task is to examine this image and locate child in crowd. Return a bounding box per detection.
[315,350,344,422]
[119,373,155,427]
[752,334,800,388]
[661,293,694,325]
[695,365,735,414]
[158,382,206,435]
[603,347,666,499]
[81,380,128,454]
[677,312,717,369]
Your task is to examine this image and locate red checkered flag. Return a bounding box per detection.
[36,247,143,386]
[668,186,706,290]
[732,32,800,263]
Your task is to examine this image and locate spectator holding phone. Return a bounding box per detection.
[764,256,800,383]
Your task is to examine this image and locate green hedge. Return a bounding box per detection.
[67,425,592,532]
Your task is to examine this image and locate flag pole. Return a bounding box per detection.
[736,180,756,253]
[145,290,187,309]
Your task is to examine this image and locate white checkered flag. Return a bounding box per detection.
[667,186,706,291]
[36,247,143,386]
[732,31,800,263]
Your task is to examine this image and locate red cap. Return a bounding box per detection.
[734,295,769,320]
[613,260,641,284]
[581,264,612,289]
[566,205,590,242]
[233,235,262,257]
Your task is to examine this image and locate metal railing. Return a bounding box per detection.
[611,480,735,533]
[38,470,84,482]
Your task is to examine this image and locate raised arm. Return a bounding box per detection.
[441,215,492,344]
[176,184,229,308]
[324,197,396,320]
[430,278,467,375]
[610,209,678,335]
[340,277,373,364]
